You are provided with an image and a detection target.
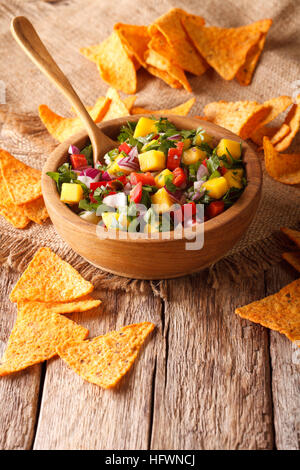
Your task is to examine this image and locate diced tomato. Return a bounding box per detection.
[90,175,127,192]
[90,181,110,191]
[130,181,143,203]
[220,166,227,175]
[207,201,225,218]
[130,172,155,186]
[167,141,184,170]
[118,142,132,154]
[70,154,88,170]
[172,167,187,187]
[182,202,197,216]
[202,159,207,168]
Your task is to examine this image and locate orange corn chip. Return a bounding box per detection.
[10,247,94,303]
[270,124,290,146]
[236,19,272,85]
[122,96,137,113]
[81,31,137,94]
[263,137,300,184]
[145,49,191,92]
[148,8,207,76]
[182,17,263,80]
[102,88,131,121]
[235,279,300,345]
[131,98,196,117]
[0,149,42,205]
[113,23,150,68]
[18,298,101,315]
[258,95,293,127]
[0,169,30,228]
[274,96,300,152]
[251,125,280,146]
[39,97,111,142]
[0,302,89,376]
[57,322,155,388]
[145,65,182,89]
[282,252,300,272]
[281,227,300,249]
[19,196,49,225]
[204,100,271,139]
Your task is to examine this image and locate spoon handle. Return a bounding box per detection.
[11,16,101,161]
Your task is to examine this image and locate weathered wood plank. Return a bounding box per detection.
[33,288,161,450]
[150,272,274,450]
[265,263,299,450]
[0,267,41,450]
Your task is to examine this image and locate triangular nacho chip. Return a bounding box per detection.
[144,48,191,92]
[274,96,300,152]
[0,169,30,228]
[39,96,111,142]
[0,302,89,375]
[282,252,300,272]
[235,279,300,344]
[270,123,291,146]
[281,227,300,249]
[0,149,42,206]
[57,322,155,388]
[235,19,272,85]
[10,247,94,303]
[113,23,150,68]
[182,16,262,80]
[102,88,131,121]
[250,125,280,146]
[19,196,49,225]
[18,298,101,315]
[145,65,182,89]
[131,98,195,116]
[204,100,271,139]
[148,9,207,76]
[263,137,300,184]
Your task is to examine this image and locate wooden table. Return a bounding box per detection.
[0,261,299,450]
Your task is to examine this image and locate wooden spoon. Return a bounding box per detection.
[11,16,116,166]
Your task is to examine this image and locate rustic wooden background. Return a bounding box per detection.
[0,0,299,450]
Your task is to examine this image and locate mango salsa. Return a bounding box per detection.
[216,139,242,161]
[224,169,244,189]
[60,183,84,204]
[151,187,175,213]
[138,150,166,172]
[182,147,207,165]
[133,117,158,138]
[155,169,173,188]
[203,177,229,199]
[194,130,213,147]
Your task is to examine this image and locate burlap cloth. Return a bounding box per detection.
[0,0,299,296]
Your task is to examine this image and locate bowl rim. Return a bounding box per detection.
[42,114,262,244]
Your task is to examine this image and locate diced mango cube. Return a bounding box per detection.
[60,183,84,204]
[182,147,207,165]
[194,129,213,146]
[102,211,128,230]
[224,169,244,189]
[216,139,242,161]
[203,177,229,199]
[138,150,166,172]
[155,169,173,188]
[151,187,175,213]
[133,117,158,138]
[107,155,131,175]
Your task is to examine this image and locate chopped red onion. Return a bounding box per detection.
[164,187,185,204]
[194,180,204,192]
[77,175,93,189]
[124,182,132,195]
[101,171,112,181]
[118,156,139,172]
[167,134,181,141]
[192,190,205,201]
[103,192,127,208]
[80,168,100,180]
[68,145,80,155]
[128,146,139,160]
[197,164,209,180]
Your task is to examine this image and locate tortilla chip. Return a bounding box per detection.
[274,95,300,152]
[10,247,94,303]
[0,169,30,228]
[259,96,293,127]
[148,9,207,76]
[204,101,271,139]
[18,298,101,315]
[251,125,280,146]
[145,48,191,92]
[113,23,150,68]
[0,302,89,376]
[57,322,155,388]
[83,31,137,94]
[236,19,272,85]
[282,252,300,272]
[263,137,300,184]
[122,96,137,113]
[39,97,111,142]
[0,149,42,206]
[102,88,131,121]
[235,278,300,344]
[182,16,262,80]
[131,98,196,117]
[19,196,49,225]
[145,65,182,89]
[270,124,291,146]
[280,227,300,248]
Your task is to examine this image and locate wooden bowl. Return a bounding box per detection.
[42,115,262,279]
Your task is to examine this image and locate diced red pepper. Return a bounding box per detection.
[220,166,227,175]
[90,175,127,192]
[130,172,155,186]
[130,181,143,204]
[202,159,207,168]
[167,142,184,170]
[172,167,187,187]
[182,202,197,216]
[70,154,88,170]
[118,142,132,155]
[90,181,110,191]
[207,201,225,218]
